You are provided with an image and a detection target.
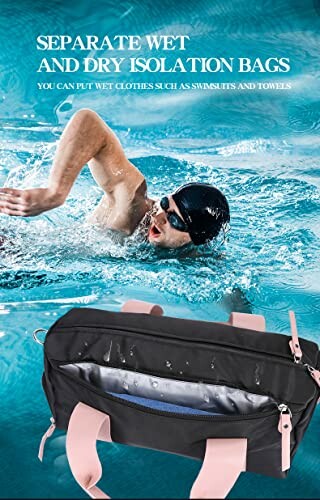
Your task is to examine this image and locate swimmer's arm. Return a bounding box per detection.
[0,109,145,218]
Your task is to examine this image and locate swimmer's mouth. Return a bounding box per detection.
[149,223,162,239]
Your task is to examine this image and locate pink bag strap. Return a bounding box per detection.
[288,311,302,363]
[228,312,266,332]
[66,403,112,499]
[190,438,247,498]
[66,403,247,499]
[121,299,163,316]
[38,417,56,462]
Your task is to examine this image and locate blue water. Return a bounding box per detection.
[1,0,320,498]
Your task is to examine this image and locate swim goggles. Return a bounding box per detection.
[160,196,189,232]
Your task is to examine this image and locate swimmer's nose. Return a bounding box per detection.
[154,211,167,226]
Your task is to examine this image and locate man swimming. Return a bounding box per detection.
[0,109,230,249]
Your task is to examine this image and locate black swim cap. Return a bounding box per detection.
[172,182,230,245]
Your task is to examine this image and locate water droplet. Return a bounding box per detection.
[134,380,139,387]
[117,344,126,364]
[103,341,113,363]
[129,345,136,357]
[84,342,88,347]
[204,394,210,403]
[165,360,172,369]
[152,381,158,388]
[210,357,216,369]
[254,364,261,385]
[179,371,184,375]
[185,360,189,365]
[78,352,82,356]
[160,393,164,398]
[123,382,129,390]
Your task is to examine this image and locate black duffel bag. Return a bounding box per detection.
[36,300,320,498]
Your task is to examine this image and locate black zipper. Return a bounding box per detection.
[56,365,301,422]
[51,324,309,370]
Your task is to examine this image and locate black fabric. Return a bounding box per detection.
[42,307,320,480]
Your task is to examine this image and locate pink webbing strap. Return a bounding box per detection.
[121,299,163,316]
[66,403,247,499]
[228,312,266,332]
[66,403,112,499]
[38,418,56,462]
[288,311,302,362]
[190,438,247,499]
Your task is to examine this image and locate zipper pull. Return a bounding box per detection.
[278,404,292,472]
[289,311,303,363]
[38,417,56,462]
[305,364,320,389]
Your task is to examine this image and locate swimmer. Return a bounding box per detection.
[0,109,230,249]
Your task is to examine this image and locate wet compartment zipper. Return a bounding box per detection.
[55,364,300,422]
[55,364,295,471]
[40,365,296,473]
[56,358,294,403]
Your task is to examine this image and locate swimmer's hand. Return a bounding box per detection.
[0,187,64,217]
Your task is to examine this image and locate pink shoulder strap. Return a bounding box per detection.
[66,403,247,499]
[121,299,163,316]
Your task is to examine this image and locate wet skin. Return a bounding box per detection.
[148,196,191,248]
[0,109,191,249]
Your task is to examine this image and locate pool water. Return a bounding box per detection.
[1,0,320,498]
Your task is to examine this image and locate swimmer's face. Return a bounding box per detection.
[148,196,192,248]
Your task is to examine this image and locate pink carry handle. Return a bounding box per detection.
[66,403,112,498]
[121,300,265,333]
[66,403,247,499]
[121,299,163,316]
[191,438,247,498]
[228,312,266,332]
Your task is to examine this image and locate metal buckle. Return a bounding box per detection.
[32,328,47,345]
